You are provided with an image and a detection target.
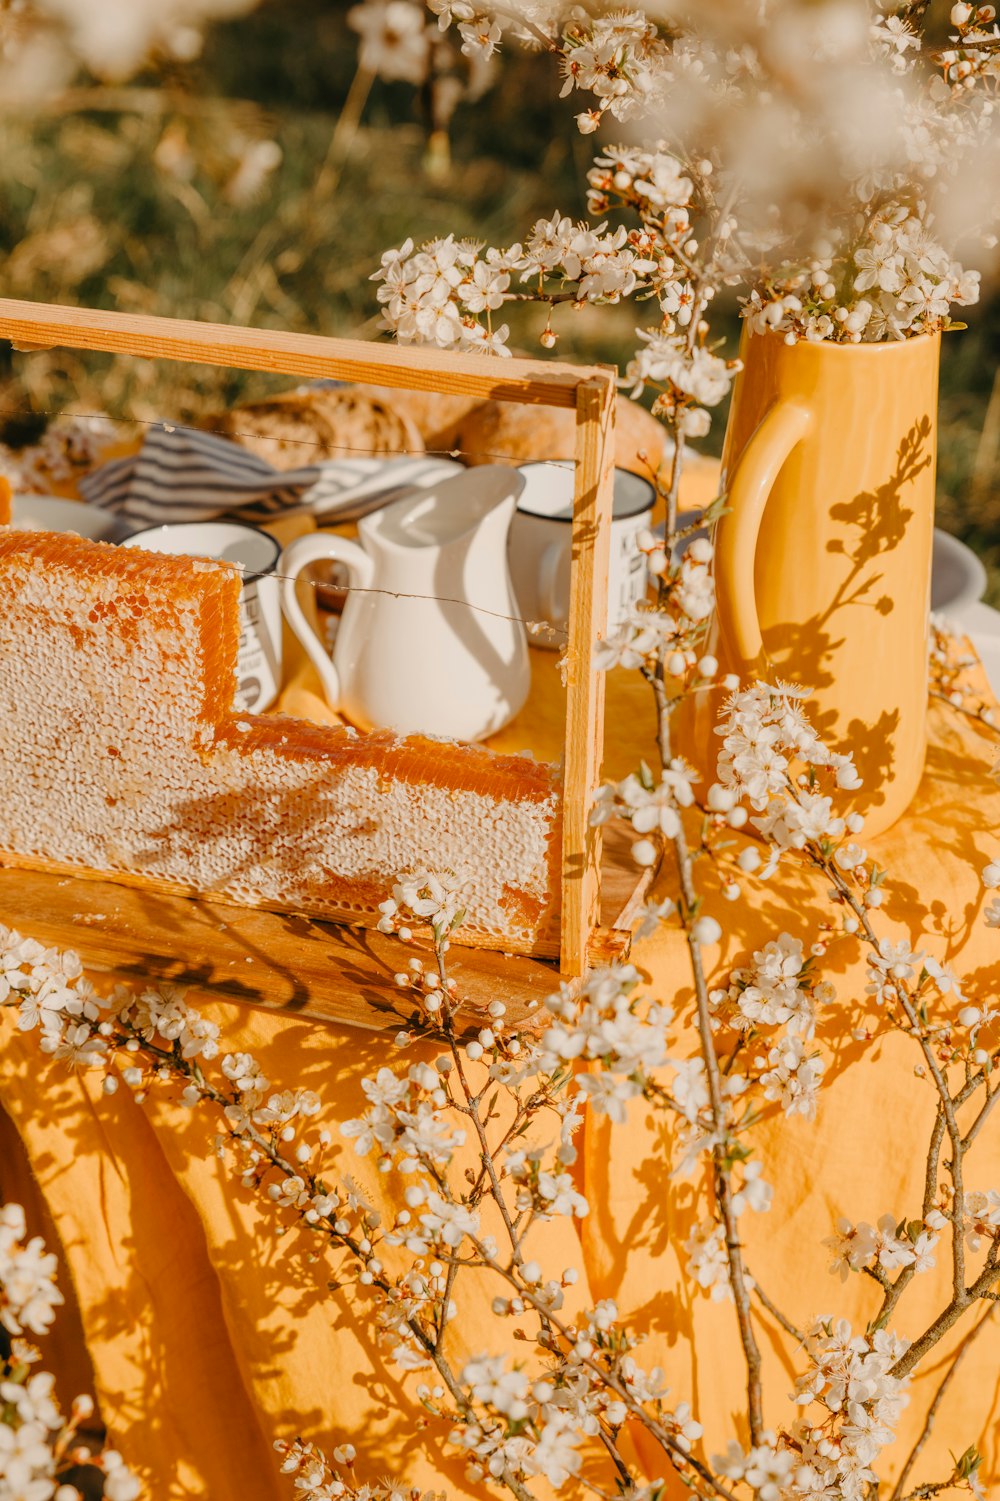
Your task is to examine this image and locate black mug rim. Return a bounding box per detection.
[515,462,656,523]
[120,519,281,582]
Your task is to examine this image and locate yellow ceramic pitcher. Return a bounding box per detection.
[693,326,940,836]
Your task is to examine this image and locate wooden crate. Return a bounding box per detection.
[0,298,645,1026]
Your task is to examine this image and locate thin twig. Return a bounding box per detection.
[749,1278,807,1345]
[647,667,765,1447]
[891,1304,996,1501]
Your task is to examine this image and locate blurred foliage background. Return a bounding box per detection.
[0,0,997,597]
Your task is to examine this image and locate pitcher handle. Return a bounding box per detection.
[715,397,813,671]
[279,532,375,709]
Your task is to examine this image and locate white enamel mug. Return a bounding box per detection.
[509,462,656,646]
[121,520,282,714]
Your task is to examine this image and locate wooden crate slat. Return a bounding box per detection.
[560,375,617,977]
[0,298,615,410]
[0,849,561,959]
[0,866,558,1031]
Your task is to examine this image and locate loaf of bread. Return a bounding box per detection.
[226,382,667,476]
[0,530,561,953]
[207,388,424,469]
[342,385,668,476]
[335,386,483,452]
[454,395,667,476]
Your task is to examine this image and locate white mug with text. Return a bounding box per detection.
[121,520,282,714]
[508,462,656,647]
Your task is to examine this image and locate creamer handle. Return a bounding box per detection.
[539,541,566,627]
[279,532,374,709]
[715,398,812,670]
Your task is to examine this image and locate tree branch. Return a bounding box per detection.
[891,1304,996,1501]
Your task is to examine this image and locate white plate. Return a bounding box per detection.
[10,493,121,541]
[931,527,988,615]
[666,516,987,618]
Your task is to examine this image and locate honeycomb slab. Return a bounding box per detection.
[0,530,561,952]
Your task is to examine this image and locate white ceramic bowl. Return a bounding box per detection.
[666,516,987,620]
[930,527,988,616]
[9,493,122,542]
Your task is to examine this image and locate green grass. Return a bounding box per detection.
[0,0,997,599]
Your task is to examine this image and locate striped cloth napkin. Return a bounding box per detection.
[79,422,462,526]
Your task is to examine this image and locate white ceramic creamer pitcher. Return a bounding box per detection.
[279,467,531,741]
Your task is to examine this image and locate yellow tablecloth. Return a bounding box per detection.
[2,511,999,1497]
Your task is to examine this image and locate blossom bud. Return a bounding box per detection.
[631,838,658,867]
[576,111,601,134]
[488,1001,506,1018]
[394,972,410,987]
[478,1029,495,1048]
[465,1041,484,1061]
[958,1006,982,1028]
[103,1075,119,1095]
[723,883,741,902]
[405,1185,426,1208]
[612,170,632,189]
[122,1067,143,1088]
[687,537,714,564]
[737,846,761,873]
[647,548,668,576]
[521,1260,542,1283]
[698,654,718,677]
[424,994,442,1012]
[846,813,865,833]
[707,783,737,812]
[951,1,972,20]
[726,806,748,829]
[723,674,740,690]
[666,651,686,676]
[398,927,412,943]
[691,915,722,946]
[864,890,883,908]
[539,328,558,350]
[563,1267,579,1284]
[982,860,1000,888]
[973,1048,989,1065]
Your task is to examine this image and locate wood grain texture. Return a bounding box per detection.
[0,865,558,1032]
[0,850,561,960]
[0,860,634,1032]
[0,298,615,410]
[560,375,617,977]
